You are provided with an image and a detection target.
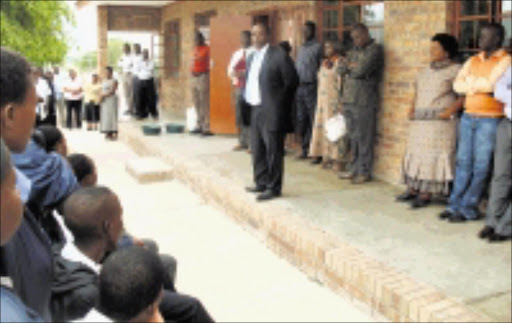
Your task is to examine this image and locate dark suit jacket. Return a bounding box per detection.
[242,45,299,133]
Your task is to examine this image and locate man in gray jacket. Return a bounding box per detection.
[339,23,384,184]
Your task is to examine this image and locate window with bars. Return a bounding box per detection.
[164,20,180,78]
[454,0,512,60]
[318,0,384,50]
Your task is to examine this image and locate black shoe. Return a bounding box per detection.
[448,214,467,223]
[190,129,202,134]
[438,210,453,220]
[311,157,322,165]
[396,191,417,202]
[488,232,510,242]
[478,226,495,239]
[201,131,214,137]
[256,190,281,201]
[246,186,266,193]
[410,198,431,209]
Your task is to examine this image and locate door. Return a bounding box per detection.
[209,15,251,134]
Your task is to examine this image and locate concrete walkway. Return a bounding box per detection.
[114,119,511,323]
[64,129,377,322]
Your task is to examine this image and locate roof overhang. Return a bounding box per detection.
[76,1,174,10]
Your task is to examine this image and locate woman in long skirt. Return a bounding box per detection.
[100,66,119,140]
[309,40,345,172]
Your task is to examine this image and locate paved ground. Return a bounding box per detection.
[112,118,511,322]
[65,129,377,322]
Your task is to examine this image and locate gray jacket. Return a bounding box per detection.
[340,40,384,107]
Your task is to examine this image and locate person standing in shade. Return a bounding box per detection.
[84,73,102,131]
[479,65,511,242]
[243,23,299,201]
[309,40,346,171]
[396,34,463,208]
[53,66,67,128]
[338,23,384,184]
[131,43,143,118]
[118,43,134,116]
[440,23,511,223]
[43,71,56,126]
[63,69,84,130]
[191,31,213,136]
[228,30,254,151]
[295,21,323,160]
[135,49,158,120]
[100,67,119,141]
[34,68,51,127]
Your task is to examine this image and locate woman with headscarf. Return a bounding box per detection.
[397,33,464,208]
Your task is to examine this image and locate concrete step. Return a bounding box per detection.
[126,157,173,184]
[118,120,504,323]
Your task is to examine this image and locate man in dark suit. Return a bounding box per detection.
[243,23,299,201]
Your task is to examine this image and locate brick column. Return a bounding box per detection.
[97,6,108,75]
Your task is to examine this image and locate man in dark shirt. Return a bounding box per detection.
[295,21,323,159]
[338,23,384,184]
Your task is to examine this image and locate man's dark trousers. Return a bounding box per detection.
[251,105,285,194]
[137,78,158,118]
[296,83,318,156]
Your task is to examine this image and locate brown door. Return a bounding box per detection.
[209,15,251,134]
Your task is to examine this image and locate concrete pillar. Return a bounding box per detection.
[97,6,108,75]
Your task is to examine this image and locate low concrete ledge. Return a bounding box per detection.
[119,122,494,323]
[125,157,174,184]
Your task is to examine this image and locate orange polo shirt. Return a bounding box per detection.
[454,49,511,117]
[191,45,210,74]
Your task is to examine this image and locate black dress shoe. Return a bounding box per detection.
[438,210,453,220]
[478,226,495,239]
[256,190,281,201]
[246,186,266,193]
[448,214,467,223]
[201,131,214,137]
[311,157,322,165]
[410,198,431,209]
[488,232,510,242]
[396,191,417,202]
[190,129,202,134]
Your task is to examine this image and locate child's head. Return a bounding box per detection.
[98,247,165,323]
[68,153,97,187]
[32,125,67,156]
[0,139,23,246]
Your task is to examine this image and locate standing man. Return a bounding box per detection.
[131,43,143,118]
[34,68,51,127]
[440,24,511,223]
[43,70,56,126]
[227,30,254,151]
[295,21,323,160]
[338,23,384,184]
[191,31,212,136]
[63,69,84,129]
[479,65,511,242]
[53,66,67,128]
[118,43,134,116]
[135,49,158,120]
[244,23,299,201]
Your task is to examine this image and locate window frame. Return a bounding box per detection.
[317,0,384,45]
[164,19,181,78]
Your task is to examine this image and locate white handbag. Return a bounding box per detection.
[325,113,347,143]
[186,107,198,131]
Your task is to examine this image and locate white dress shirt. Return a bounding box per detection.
[131,54,143,79]
[117,54,133,74]
[494,66,511,120]
[63,77,83,101]
[136,59,155,80]
[227,47,255,85]
[244,44,269,106]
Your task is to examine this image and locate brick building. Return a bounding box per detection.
[77,0,511,185]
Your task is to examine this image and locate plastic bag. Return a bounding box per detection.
[186,107,197,131]
[325,113,346,143]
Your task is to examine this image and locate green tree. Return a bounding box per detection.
[0,0,74,65]
[70,38,126,74]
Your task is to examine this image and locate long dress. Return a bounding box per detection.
[100,78,118,134]
[401,61,461,195]
[308,58,343,161]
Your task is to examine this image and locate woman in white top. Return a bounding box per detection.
[63,69,84,129]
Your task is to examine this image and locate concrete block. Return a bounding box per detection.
[126,157,173,184]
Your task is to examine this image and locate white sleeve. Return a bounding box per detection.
[227,50,239,78]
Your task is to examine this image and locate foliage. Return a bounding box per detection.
[0,0,74,66]
[70,38,125,74]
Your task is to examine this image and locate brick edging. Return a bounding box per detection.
[119,124,492,323]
